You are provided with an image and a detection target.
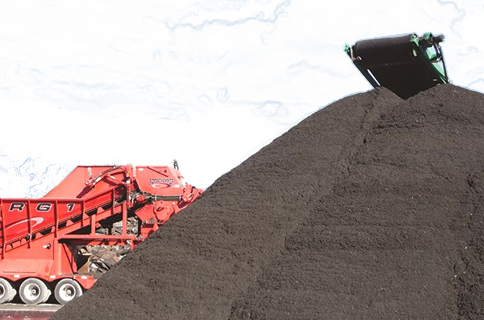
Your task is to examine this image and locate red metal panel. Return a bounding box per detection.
[134,166,185,197]
[0,188,122,248]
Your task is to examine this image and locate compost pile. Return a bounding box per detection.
[52,84,484,320]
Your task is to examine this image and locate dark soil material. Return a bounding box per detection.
[51,84,484,320]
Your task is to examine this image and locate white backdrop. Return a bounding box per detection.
[0,0,483,197]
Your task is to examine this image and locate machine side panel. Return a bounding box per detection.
[0,189,121,247]
[134,166,185,197]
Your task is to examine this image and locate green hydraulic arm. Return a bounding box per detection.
[345,32,449,99]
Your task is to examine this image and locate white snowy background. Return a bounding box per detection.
[0,0,483,197]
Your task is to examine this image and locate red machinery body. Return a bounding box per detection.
[0,164,202,305]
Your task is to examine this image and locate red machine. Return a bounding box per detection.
[0,163,202,305]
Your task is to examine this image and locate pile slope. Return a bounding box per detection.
[52,85,484,319]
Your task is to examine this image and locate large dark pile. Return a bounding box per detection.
[52,84,484,320]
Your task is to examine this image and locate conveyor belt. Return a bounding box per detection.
[353,34,414,65]
[346,33,449,99]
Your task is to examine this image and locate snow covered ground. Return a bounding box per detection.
[0,0,483,197]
